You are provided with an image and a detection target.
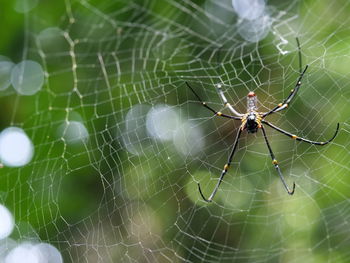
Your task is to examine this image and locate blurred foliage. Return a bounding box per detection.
[0,0,350,262]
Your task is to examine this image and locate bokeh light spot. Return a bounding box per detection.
[33,243,63,263]
[13,0,39,13]
[5,243,39,263]
[58,121,89,145]
[0,62,15,91]
[146,104,180,142]
[237,13,271,42]
[11,60,44,96]
[0,205,14,240]
[173,120,204,157]
[232,0,266,20]
[0,127,34,167]
[122,104,151,155]
[37,27,66,53]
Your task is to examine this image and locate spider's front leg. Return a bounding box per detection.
[263,38,309,117]
[263,65,308,117]
[216,84,244,117]
[186,82,241,120]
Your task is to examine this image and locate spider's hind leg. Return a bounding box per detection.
[261,125,295,195]
[197,128,243,202]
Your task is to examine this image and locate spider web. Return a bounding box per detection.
[1,0,350,262]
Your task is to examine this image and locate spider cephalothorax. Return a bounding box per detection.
[186,38,339,203]
[241,92,262,133]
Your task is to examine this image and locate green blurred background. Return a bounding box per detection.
[0,0,350,262]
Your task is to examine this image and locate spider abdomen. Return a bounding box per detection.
[242,112,262,133]
[246,113,258,133]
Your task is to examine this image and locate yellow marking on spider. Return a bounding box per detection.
[224,164,230,171]
[291,89,294,92]
[256,118,262,128]
[291,135,297,139]
[272,159,278,165]
[240,120,247,130]
[285,103,288,108]
[217,112,222,116]
[278,103,283,107]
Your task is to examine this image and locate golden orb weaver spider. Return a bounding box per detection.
[187,38,339,203]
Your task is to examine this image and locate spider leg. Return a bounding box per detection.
[263,38,308,117]
[296,37,303,74]
[261,125,295,195]
[186,82,241,120]
[263,65,308,117]
[262,120,339,145]
[198,128,243,202]
[216,84,244,117]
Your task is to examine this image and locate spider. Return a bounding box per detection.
[186,38,339,203]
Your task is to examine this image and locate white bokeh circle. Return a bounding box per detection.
[0,127,34,167]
